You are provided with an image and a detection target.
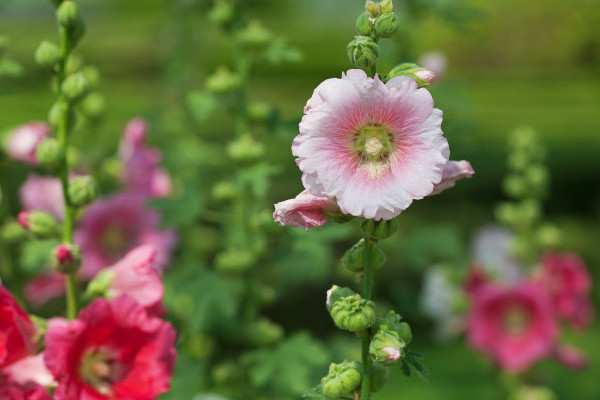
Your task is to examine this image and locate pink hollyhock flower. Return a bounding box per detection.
[74,192,176,279]
[466,281,557,372]
[0,286,36,370]
[273,190,338,230]
[293,69,471,220]
[430,160,474,195]
[102,245,165,315]
[554,344,588,370]
[118,118,173,198]
[24,273,66,307]
[19,174,64,221]
[44,296,177,399]
[3,353,55,388]
[539,252,594,330]
[5,122,49,166]
[0,376,51,400]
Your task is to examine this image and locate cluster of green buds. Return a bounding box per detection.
[327,286,376,332]
[348,0,399,72]
[495,127,560,265]
[0,35,23,78]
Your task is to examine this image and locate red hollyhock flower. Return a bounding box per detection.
[44,296,176,400]
[0,286,36,369]
[0,376,51,400]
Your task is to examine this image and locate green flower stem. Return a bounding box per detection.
[360,235,374,400]
[57,18,78,321]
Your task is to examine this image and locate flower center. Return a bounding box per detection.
[502,307,530,335]
[352,125,394,178]
[364,136,384,156]
[80,348,122,395]
[101,225,131,260]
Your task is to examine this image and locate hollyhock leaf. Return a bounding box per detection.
[160,354,209,400]
[302,385,328,400]
[148,184,205,228]
[20,239,59,274]
[405,350,429,382]
[400,359,411,377]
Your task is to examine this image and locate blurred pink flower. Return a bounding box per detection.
[539,252,594,330]
[19,174,64,221]
[467,281,557,372]
[418,51,447,80]
[74,192,176,279]
[293,69,470,220]
[5,122,49,166]
[3,353,55,388]
[105,245,165,316]
[554,344,588,370]
[431,160,474,195]
[24,273,66,307]
[119,118,173,198]
[273,190,337,231]
[0,376,51,400]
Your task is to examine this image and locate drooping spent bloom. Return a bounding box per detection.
[0,376,51,400]
[44,296,177,399]
[19,174,64,221]
[466,281,557,372]
[0,286,36,369]
[118,118,173,198]
[539,252,594,330]
[273,190,339,231]
[5,122,49,166]
[74,192,176,279]
[293,69,471,220]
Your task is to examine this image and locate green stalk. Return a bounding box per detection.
[360,235,374,400]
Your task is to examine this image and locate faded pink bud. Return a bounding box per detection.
[431,161,474,195]
[418,51,447,80]
[383,346,401,362]
[273,190,336,231]
[554,344,588,370]
[414,68,436,83]
[5,122,49,165]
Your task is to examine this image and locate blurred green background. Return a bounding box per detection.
[1,0,599,399]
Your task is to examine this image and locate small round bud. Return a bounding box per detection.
[215,248,255,273]
[535,224,561,248]
[79,92,106,119]
[355,13,373,36]
[326,285,356,312]
[370,329,403,365]
[509,386,557,400]
[226,134,264,162]
[370,364,390,392]
[212,181,238,201]
[503,174,528,198]
[208,0,234,26]
[342,238,386,273]
[81,65,100,88]
[374,13,399,38]
[51,243,81,273]
[211,362,244,385]
[205,66,240,94]
[495,202,517,226]
[238,20,272,49]
[365,0,393,15]
[248,102,272,122]
[48,101,76,131]
[321,361,362,398]
[68,175,97,207]
[35,138,63,170]
[389,62,435,87]
[1,220,27,243]
[56,1,79,28]
[61,72,88,103]
[375,310,412,344]
[34,41,62,68]
[347,36,379,70]
[330,294,376,332]
[246,318,284,346]
[360,218,399,239]
[18,210,60,239]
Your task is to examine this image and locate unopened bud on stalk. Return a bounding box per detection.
[36,138,63,170]
[57,1,79,28]
[374,13,399,38]
[68,175,97,207]
[342,238,386,273]
[18,210,60,239]
[61,72,88,103]
[227,134,264,162]
[330,294,376,332]
[81,66,100,89]
[215,248,255,273]
[79,92,106,119]
[208,0,234,26]
[325,285,356,312]
[375,310,412,344]
[246,318,284,346]
[370,364,390,392]
[1,220,27,243]
[355,13,373,36]
[238,20,273,48]
[212,181,238,201]
[248,102,272,122]
[51,243,81,273]
[347,36,379,70]
[205,66,240,93]
[389,62,436,87]
[370,329,404,365]
[321,361,362,398]
[365,0,393,15]
[34,41,62,69]
[360,218,399,239]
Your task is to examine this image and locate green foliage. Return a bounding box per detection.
[401,350,430,382]
[148,184,205,228]
[20,238,60,275]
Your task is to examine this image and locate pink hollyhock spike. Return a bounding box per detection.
[105,245,165,315]
[539,252,594,330]
[3,353,56,388]
[19,174,64,221]
[466,281,557,373]
[430,160,474,195]
[0,286,37,369]
[74,192,176,279]
[293,69,471,220]
[0,375,51,400]
[24,273,66,307]
[5,122,49,166]
[273,190,337,231]
[44,296,177,400]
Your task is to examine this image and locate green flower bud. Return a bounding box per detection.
[212,362,244,385]
[396,321,412,345]
[375,311,412,344]
[321,361,362,398]
[374,13,398,38]
[57,1,79,28]
[208,0,234,26]
[51,243,81,273]
[342,238,386,273]
[520,199,540,223]
[69,20,87,50]
[525,165,548,192]
[1,220,27,243]
[81,65,100,89]
[18,210,60,239]
[215,248,255,273]
[347,36,379,70]
[65,53,83,75]
[495,202,517,226]
[366,0,393,15]
[246,318,284,346]
[35,138,63,170]
[205,66,240,94]
[61,72,88,103]
[79,92,106,119]
[226,134,264,162]
[388,62,435,87]
[212,181,238,201]
[355,13,373,36]
[326,285,356,312]
[330,294,376,332]
[503,174,528,198]
[370,329,403,365]
[238,20,273,49]
[48,102,74,129]
[86,269,116,299]
[360,218,399,239]
[370,364,390,392]
[34,41,62,69]
[248,102,272,122]
[535,224,561,248]
[68,175,97,207]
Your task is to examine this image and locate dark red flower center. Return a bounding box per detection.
[80,347,125,396]
[501,306,530,335]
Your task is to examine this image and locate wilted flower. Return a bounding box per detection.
[19,174,64,221]
[5,122,49,165]
[44,296,177,399]
[0,286,37,369]
[273,190,337,230]
[430,160,475,195]
[466,281,557,372]
[74,192,176,279]
[293,69,471,220]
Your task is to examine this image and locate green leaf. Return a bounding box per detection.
[400,359,411,378]
[20,238,59,274]
[302,385,327,400]
[405,350,430,382]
